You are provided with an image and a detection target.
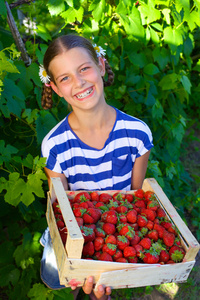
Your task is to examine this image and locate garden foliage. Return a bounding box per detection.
[0,0,200,299]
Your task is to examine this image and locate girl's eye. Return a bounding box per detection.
[81,66,89,72]
[61,76,69,82]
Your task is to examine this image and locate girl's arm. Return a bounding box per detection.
[131,150,151,190]
[44,167,69,190]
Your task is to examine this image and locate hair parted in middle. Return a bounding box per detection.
[41,34,114,109]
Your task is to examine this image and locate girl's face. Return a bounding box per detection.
[49,47,105,110]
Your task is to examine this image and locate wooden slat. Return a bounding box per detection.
[50,177,84,259]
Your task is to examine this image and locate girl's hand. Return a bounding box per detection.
[83,276,111,300]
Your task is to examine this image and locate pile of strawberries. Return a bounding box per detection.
[52,189,186,264]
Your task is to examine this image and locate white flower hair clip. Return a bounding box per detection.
[39,65,51,86]
[93,44,106,58]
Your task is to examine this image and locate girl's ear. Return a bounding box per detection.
[98,57,106,76]
[50,81,63,97]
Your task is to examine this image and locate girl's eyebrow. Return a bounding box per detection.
[55,61,93,80]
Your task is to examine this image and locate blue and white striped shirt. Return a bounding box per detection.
[41,108,153,191]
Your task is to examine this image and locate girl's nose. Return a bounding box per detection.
[74,74,86,88]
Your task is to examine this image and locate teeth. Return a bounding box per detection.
[76,88,93,99]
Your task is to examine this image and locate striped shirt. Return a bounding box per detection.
[41,108,153,191]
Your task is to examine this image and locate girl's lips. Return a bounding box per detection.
[74,86,94,100]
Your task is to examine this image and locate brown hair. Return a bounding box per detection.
[41,35,114,109]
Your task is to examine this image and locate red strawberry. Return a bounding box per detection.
[169,245,185,262]
[167,225,178,235]
[137,215,148,227]
[116,258,128,263]
[118,214,127,223]
[55,213,64,222]
[90,191,99,202]
[56,220,65,229]
[128,256,138,263]
[94,228,106,238]
[107,200,119,211]
[95,202,106,208]
[134,189,144,199]
[101,210,118,224]
[116,235,130,250]
[88,208,101,223]
[157,207,166,218]
[85,224,96,230]
[75,217,84,227]
[130,234,140,245]
[146,220,154,230]
[141,208,156,221]
[94,237,104,251]
[105,234,117,245]
[139,238,151,250]
[160,220,173,230]
[134,244,144,257]
[119,225,135,240]
[81,226,95,243]
[83,212,94,224]
[102,222,116,235]
[99,252,113,261]
[163,231,175,247]
[79,202,88,209]
[143,252,159,264]
[135,200,146,209]
[123,246,136,258]
[74,192,91,203]
[159,250,170,263]
[54,204,61,214]
[144,191,155,201]
[147,230,158,242]
[153,223,165,238]
[82,241,94,257]
[126,210,137,223]
[125,193,134,203]
[94,251,101,260]
[99,193,112,204]
[147,199,159,211]
[112,192,126,201]
[102,243,117,256]
[116,205,128,214]
[113,249,123,261]
[73,207,86,217]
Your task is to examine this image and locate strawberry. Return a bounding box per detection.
[85,224,96,230]
[154,223,165,239]
[113,249,123,261]
[90,191,99,202]
[123,246,136,258]
[95,202,106,209]
[105,234,117,245]
[79,202,89,209]
[159,250,170,263]
[118,214,127,223]
[116,205,128,214]
[128,256,138,263]
[55,213,64,222]
[143,252,159,264]
[116,258,128,263]
[81,226,95,242]
[102,243,117,256]
[126,210,137,223]
[144,191,155,201]
[99,252,113,262]
[101,210,118,224]
[112,192,126,201]
[160,220,173,230]
[134,244,144,257]
[107,200,119,211]
[141,208,156,221]
[135,200,146,209]
[116,235,130,250]
[130,234,140,245]
[139,238,151,250]
[118,225,135,240]
[83,212,94,224]
[137,215,148,227]
[76,217,84,227]
[94,227,106,238]
[134,189,144,199]
[169,245,185,262]
[157,207,166,218]
[163,231,175,247]
[146,220,154,230]
[74,192,91,203]
[94,251,101,260]
[147,230,159,242]
[167,224,178,235]
[73,207,86,217]
[54,204,61,214]
[125,193,134,203]
[56,220,65,229]
[102,222,116,235]
[94,237,104,251]
[147,199,159,211]
[88,208,101,223]
[82,241,94,257]
[99,193,112,204]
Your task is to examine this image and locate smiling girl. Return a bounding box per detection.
[40,35,154,300]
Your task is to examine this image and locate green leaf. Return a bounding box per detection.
[0,140,18,165]
[47,0,65,16]
[0,51,19,76]
[61,6,84,23]
[143,63,160,75]
[36,25,52,42]
[152,100,164,121]
[180,75,191,94]
[158,73,180,90]
[28,283,54,300]
[89,0,106,22]
[163,27,183,52]
[35,111,58,144]
[0,265,20,287]
[149,27,159,44]
[22,108,39,124]
[153,47,170,70]
[0,0,7,17]
[172,122,185,143]
[138,0,161,25]
[162,8,171,25]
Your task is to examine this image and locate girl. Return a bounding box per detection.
[40,34,154,300]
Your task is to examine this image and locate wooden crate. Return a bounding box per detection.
[46,177,200,290]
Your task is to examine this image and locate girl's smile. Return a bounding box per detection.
[49,47,105,109]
